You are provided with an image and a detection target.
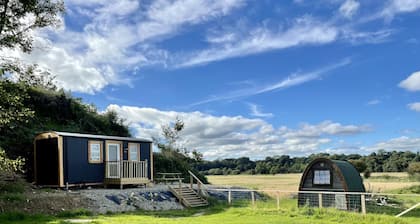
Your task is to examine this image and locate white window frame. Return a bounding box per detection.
[313,170,331,185]
[88,140,103,164]
[128,143,140,161]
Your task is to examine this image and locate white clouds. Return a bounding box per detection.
[382,0,420,18]
[106,104,370,159]
[399,72,420,113]
[339,0,360,18]
[408,102,420,112]
[341,29,394,44]
[191,58,351,105]
[281,121,371,139]
[248,103,273,118]
[138,0,245,42]
[5,0,420,94]
[364,136,420,152]
[176,17,339,67]
[4,0,244,94]
[367,99,381,105]
[399,71,420,91]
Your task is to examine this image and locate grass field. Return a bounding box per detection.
[207,172,419,193]
[1,173,418,224]
[1,199,419,224]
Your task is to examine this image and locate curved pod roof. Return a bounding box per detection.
[299,158,365,192]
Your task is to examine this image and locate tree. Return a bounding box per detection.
[0,0,64,53]
[0,0,64,129]
[349,159,367,173]
[407,162,420,181]
[154,117,186,156]
[0,80,34,130]
[153,118,207,183]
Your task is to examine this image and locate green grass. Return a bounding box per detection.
[0,200,418,224]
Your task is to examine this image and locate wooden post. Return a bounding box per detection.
[276,192,280,210]
[251,191,255,206]
[361,194,366,215]
[318,193,323,208]
[190,175,193,189]
[228,190,232,205]
[179,179,182,199]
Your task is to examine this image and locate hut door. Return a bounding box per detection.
[107,143,121,178]
[335,194,347,210]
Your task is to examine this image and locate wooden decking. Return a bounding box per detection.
[104,160,150,188]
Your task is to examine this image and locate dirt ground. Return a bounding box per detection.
[0,189,90,215]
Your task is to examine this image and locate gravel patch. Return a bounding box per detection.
[76,184,183,214]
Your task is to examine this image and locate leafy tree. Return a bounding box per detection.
[0,0,64,130]
[0,0,64,53]
[407,162,420,181]
[154,117,186,156]
[153,118,207,183]
[349,159,367,173]
[0,80,34,130]
[363,169,371,179]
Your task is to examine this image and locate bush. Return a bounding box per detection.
[363,170,371,179]
[407,162,420,181]
[0,148,25,176]
[349,159,367,173]
[0,179,25,193]
[0,192,25,202]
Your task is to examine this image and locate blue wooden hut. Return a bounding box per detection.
[34,131,153,188]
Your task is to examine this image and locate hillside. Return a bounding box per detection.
[0,82,130,180]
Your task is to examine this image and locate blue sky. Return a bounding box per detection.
[7,0,420,159]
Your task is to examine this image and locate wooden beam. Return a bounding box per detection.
[150,144,154,182]
[58,136,64,187]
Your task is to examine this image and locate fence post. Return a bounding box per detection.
[361,194,366,215]
[318,193,323,208]
[251,191,255,206]
[277,192,280,210]
[228,190,232,205]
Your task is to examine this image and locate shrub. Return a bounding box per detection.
[407,162,420,181]
[349,159,367,173]
[0,148,25,176]
[363,170,371,179]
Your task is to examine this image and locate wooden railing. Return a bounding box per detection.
[188,170,208,197]
[105,160,148,179]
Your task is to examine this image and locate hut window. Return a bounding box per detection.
[313,170,331,185]
[128,143,140,161]
[88,141,103,163]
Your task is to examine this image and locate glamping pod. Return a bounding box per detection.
[298,158,365,211]
[34,131,153,188]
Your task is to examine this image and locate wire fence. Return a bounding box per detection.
[204,187,420,217]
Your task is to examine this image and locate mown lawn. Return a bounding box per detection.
[1,200,419,224]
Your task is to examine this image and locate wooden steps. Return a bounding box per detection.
[169,186,209,207]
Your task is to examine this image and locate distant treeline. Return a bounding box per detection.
[194,150,420,175]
